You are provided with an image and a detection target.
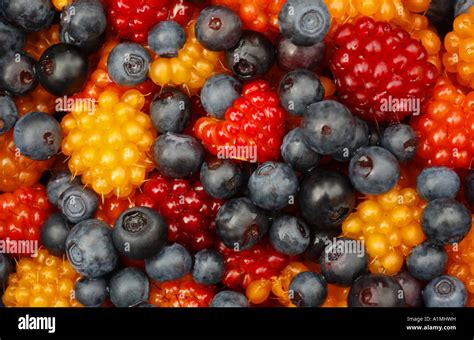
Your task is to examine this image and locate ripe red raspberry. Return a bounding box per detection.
[102,0,195,43]
[330,17,438,124]
[0,184,54,255]
[217,240,290,289]
[194,80,286,163]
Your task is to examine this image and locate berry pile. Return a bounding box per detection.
[0,0,472,310]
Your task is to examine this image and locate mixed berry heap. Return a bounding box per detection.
[0,0,472,310]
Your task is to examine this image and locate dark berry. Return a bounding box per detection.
[13,111,61,160]
[40,213,72,257]
[0,20,24,56]
[215,197,269,251]
[200,159,243,200]
[380,124,418,162]
[269,215,310,256]
[416,167,460,201]
[109,267,149,307]
[0,51,37,96]
[407,242,448,281]
[465,170,474,207]
[200,74,241,119]
[58,185,99,224]
[150,87,191,134]
[107,42,151,87]
[148,20,185,58]
[46,170,81,207]
[423,275,467,307]
[279,69,324,116]
[0,253,12,288]
[332,117,369,162]
[348,274,405,307]
[0,94,18,135]
[74,277,108,307]
[303,227,340,262]
[0,0,54,32]
[65,219,118,278]
[36,43,89,96]
[145,243,193,282]
[225,30,275,81]
[349,146,400,195]
[288,271,328,307]
[281,128,320,172]
[192,249,225,286]
[393,271,424,308]
[195,5,242,51]
[210,291,248,307]
[113,207,168,260]
[276,36,325,71]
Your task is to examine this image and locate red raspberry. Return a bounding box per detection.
[217,240,290,289]
[103,0,195,43]
[194,80,286,163]
[149,275,215,307]
[0,184,54,255]
[330,17,438,124]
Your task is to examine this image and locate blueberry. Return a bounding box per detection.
[0,0,54,32]
[276,36,325,71]
[0,51,37,96]
[225,30,275,81]
[46,170,82,207]
[332,117,369,162]
[423,275,467,307]
[248,161,299,211]
[13,111,61,160]
[145,243,193,282]
[0,253,12,289]
[152,132,205,179]
[113,207,168,260]
[210,291,249,307]
[74,277,108,307]
[298,168,355,229]
[303,228,340,262]
[200,159,243,199]
[148,20,185,58]
[393,271,424,307]
[65,219,118,278]
[348,274,405,307]
[349,146,400,195]
[279,69,324,117]
[455,0,474,17]
[380,124,418,162]
[37,43,89,96]
[0,20,25,56]
[407,242,448,281]
[107,42,151,87]
[301,100,356,155]
[58,185,99,224]
[465,170,474,207]
[288,271,328,307]
[195,5,242,51]
[40,213,72,256]
[215,197,269,250]
[60,0,107,52]
[319,237,368,287]
[368,124,381,146]
[192,249,225,286]
[61,29,105,54]
[422,198,472,246]
[109,267,149,307]
[0,94,18,135]
[150,87,191,134]
[281,128,320,172]
[200,74,241,119]
[269,215,310,256]
[278,0,330,47]
[416,167,460,201]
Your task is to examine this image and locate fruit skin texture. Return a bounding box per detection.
[46,170,81,207]
[342,184,426,275]
[65,219,118,278]
[301,100,355,155]
[422,198,472,246]
[150,87,191,134]
[2,249,81,307]
[210,291,248,307]
[348,274,406,307]
[113,207,168,260]
[195,5,242,52]
[276,37,325,71]
[0,20,24,56]
[288,271,328,307]
[0,184,54,254]
[423,275,467,307]
[109,267,149,307]
[299,168,355,229]
[152,132,205,179]
[58,185,99,224]
[281,128,320,172]
[278,0,330,46]
[145,243,193,282]
[200,74,242,119]
[0,254,12,287]
[416,167,461,201]
[194,79,286,163]
[466,171,474,207]
[36,43,89,96]
[248,161,299,211]
[107,43,151,87]
[13,111,61,161]
[0,51,37,96]
[331,17,437,124]
[411,80,474,169]
[40,213,72,257]
[269,215,310,256]
[148,20,185,58]
[200,159,243,200]
[192,249,225,285]
[380,124,418,163]
[0,0,55,32]
[332,117,369,162]
[215,197,269,251]
[74,277,108,307]
[0,94,18,135]
[407,242,448,281]
[394,271,424,307]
